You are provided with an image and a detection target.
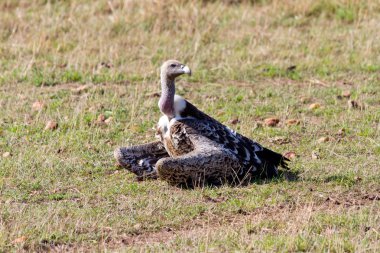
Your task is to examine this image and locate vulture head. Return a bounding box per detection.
[159,60,191,118]
[160,60,191,81]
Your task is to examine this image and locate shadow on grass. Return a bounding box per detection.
[173,169,300,189]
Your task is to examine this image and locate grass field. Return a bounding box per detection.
[0,0,379,252]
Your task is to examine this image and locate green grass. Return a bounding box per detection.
[0,0,380,252]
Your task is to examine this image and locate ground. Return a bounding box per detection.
[0,0,379,252]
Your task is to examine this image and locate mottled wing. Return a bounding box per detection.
[178,99,289,174]
[178,118,263,169]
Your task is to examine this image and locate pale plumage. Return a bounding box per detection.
[114,60,289,187]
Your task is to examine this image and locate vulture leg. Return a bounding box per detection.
[114,141,169,180]
[156,146,245,187]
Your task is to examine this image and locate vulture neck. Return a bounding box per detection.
[159,75,176,119]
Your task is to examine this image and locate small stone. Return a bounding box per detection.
[283,151,296,160]
[97,114,106,122]
[32,101,45,111]
[229,118,240,125]
[2,152,11,158]
[342,90,351,98]
[264,117,280,127]
[286,119,300,126]
[309,103,321,110]
[317,137,330,143]
[104,117,113,124]
[44,120,58,131]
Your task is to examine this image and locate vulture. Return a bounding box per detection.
[114,60,289,187]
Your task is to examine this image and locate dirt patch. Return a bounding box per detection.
[29,193,363,252]
[98,187,380,249]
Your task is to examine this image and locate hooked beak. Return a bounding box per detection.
[181,65,192,76]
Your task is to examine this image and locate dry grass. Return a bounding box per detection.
[0,0,379,252]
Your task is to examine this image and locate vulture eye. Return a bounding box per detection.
[170,64,177,68]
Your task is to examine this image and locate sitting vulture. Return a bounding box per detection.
[114,60,289,187]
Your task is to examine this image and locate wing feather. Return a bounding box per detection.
[176,100,288,175]
[177,118,262,164]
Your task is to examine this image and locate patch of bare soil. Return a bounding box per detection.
[29,185,379,252]
[104,187,380,249]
